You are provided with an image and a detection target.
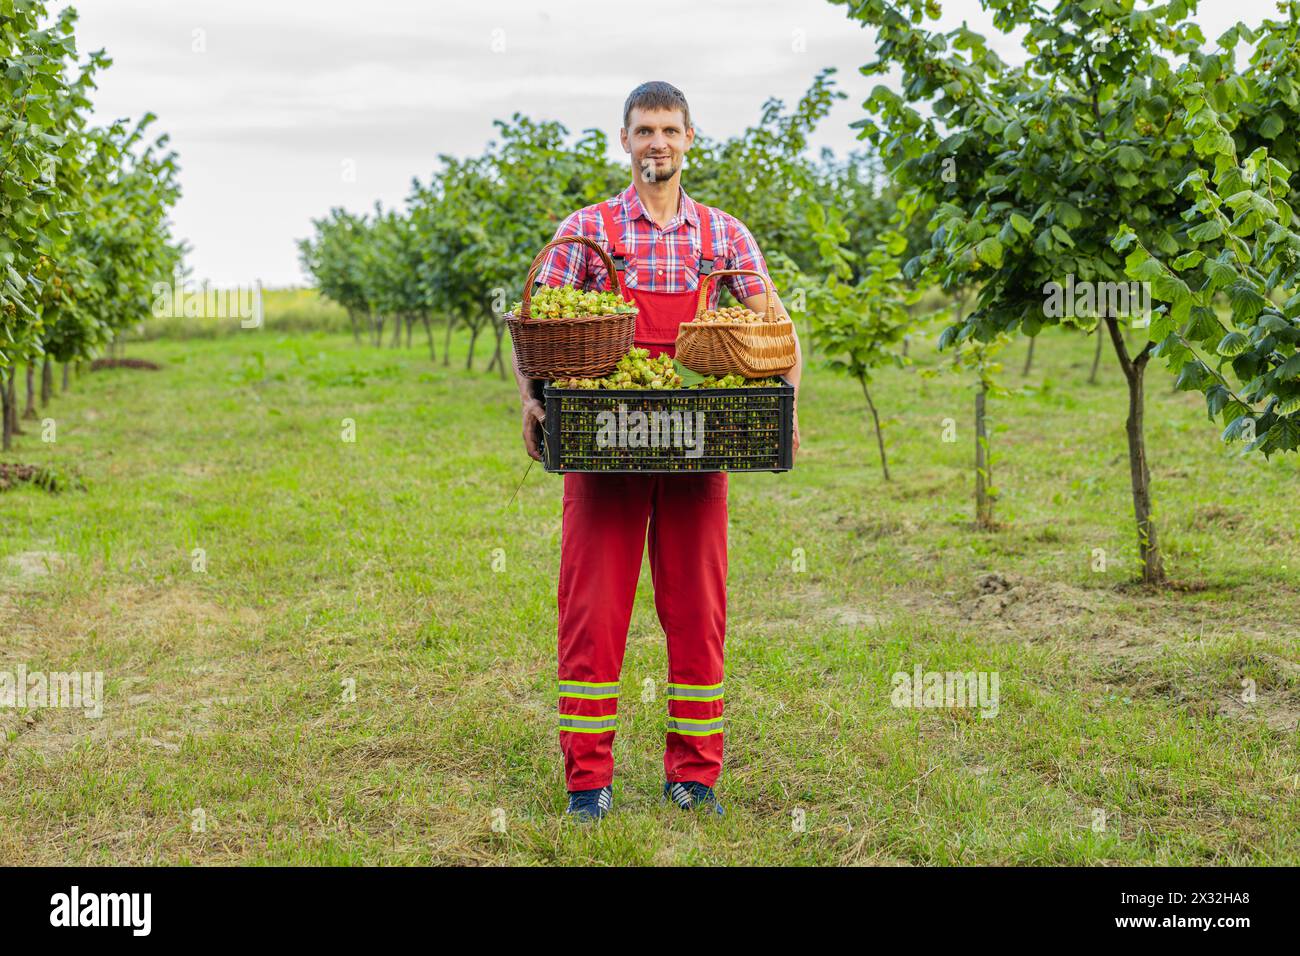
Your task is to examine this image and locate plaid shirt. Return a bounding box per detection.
[533,182,771,307]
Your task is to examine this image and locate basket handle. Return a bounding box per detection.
[694,269,777,322]
[517,236,626,321]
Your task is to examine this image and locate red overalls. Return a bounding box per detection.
[557,200,729,791]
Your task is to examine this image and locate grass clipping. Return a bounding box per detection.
[0,462,84,493]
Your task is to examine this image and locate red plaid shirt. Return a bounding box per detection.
[533,182,771,307]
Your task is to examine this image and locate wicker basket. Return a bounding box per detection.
[674,269,797,377]
[506,235,636,378]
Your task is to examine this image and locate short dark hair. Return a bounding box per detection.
[623,81,691,130]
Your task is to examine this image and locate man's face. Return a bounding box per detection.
[621,106,693,184]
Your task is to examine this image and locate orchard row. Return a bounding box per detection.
[0,2,183,451]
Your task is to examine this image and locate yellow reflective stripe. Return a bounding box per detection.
[559,680,620,701]
[667,681,723,702]
[666,715,724,736]
[560,724,617,734]
[559,713,618,734]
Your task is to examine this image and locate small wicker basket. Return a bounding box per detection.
[506,236,636,379]
[674,269,797,377]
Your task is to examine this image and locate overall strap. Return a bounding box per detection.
[595,200,630,287]
[694,203,717,277]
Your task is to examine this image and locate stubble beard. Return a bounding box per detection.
[638,155,679,184]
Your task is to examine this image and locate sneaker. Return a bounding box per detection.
[565,786,613,822]
[663,780,724,816]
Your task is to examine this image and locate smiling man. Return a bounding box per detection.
[513,81,802,822]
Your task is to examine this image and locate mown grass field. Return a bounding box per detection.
[2,304,1298,865]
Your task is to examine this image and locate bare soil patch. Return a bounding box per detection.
[89,357,161,371]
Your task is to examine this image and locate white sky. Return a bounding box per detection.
[56,0,1280,287]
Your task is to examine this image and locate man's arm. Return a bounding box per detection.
[739,289,802,459]
[721,213,802,458]
[516,348,545,462]
[516,208,596,461]
[738,289,802,392]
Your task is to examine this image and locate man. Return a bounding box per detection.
[514,81,802,821]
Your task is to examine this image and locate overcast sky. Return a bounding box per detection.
[55,0,1280,287]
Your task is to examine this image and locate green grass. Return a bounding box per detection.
[1,315,1298,865]
[129,286,353,340]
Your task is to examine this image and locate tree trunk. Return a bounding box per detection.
[1105,317,1164,585]
[391,314,402,348]
[859,374,890,482]
[1088,329,1104,384]
[486,321,507,379]
[405,315,413,349]
[22,363,37,419]
[975,380,993,529]
[1022,336,1036,376]
[443,315,455,367]
[41,356,53,406]
[466,318,483,371]
[347,308,361,344]
[6,368,24,436]
[62,362,71,392]
[1,369,12,451]
[423,315,436,362]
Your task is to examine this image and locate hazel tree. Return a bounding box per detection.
[1116,3,1300,458]
[833,0,1273,585]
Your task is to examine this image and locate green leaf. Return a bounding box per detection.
[975,236,1004,268]
[1175,360,1208,391]
[1187,219,1224,242]
[1276,352,1300,381]
[1221,411,1257,443]
[1114,145,1145,170]
[1009,213,1032,237]
[1055,203,1082,229]
[1153,273,1191,305]
[1149,309,1176,344]
[1186,306,1223,341]
[1227,282,1267,323]
[1215,331,1250,356]
[672,360,706,387]
[1275,394,1300,415]
[1206,384,1232,419]
[1050,225,1074,248]
[1202,257,1237,293]
[1259,112,1285,139]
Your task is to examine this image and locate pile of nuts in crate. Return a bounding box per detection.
[551,346,780,391]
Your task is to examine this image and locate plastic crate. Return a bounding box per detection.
[540,378,793,473]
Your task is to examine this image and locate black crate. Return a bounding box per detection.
[540,378,794,474]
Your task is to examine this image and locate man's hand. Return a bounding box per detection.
[741,287,802,463]
[792,402,800,461]
[522,398,546,462]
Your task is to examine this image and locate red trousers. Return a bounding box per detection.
[557,471,728,791]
